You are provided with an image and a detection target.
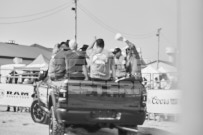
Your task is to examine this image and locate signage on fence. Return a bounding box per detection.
[147,90,181,114]
[0,84,33,107]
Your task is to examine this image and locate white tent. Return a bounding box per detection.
[158,66,177,73]
[142,65,160,81]
[26,54,49,70]
[0,64,26,83]
[158,66,167,73]
[142,65,159,74]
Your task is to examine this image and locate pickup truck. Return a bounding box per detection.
[31,75,146,135]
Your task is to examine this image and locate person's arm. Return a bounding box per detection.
[82,65,89,80]
[112,66,116,80]
[64,54,69,79]
[110,57,116,80]
[81,57,89,80]
[125,40,140,59]
[87,36,97,50]
[131,59,136,76]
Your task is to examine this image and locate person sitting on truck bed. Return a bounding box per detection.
[64,39,89,80]
[86,38,116,81]
[48,41,70,81]
[124,40,142,81]
[112,47,127,79]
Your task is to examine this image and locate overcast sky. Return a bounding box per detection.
[0,0,178,61]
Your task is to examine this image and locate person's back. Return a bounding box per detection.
[48,42,68,80]
[90,50,113,80]
[65,50,87,80]
[65,39,88,80]
[87,38,115,81]
[48,50,66,80]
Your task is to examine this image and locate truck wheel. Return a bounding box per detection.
[49,106,65,135]
[31,100,48,124]
[118,126,138,135]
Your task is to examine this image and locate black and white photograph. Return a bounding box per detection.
[0,0,202,135]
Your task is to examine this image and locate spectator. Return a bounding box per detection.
[160,78,167,89]
[6,106,17,112]
[86,38,116,81]
[142,77,148,87]
[6,70,18,112]
[165,74,178,89]
[154,77,161,89]
[112,47,126,79]
[7,70,18,84]
[160,74,168,89]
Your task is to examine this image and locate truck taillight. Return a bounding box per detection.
[141,88,147,107]
[59,89,67,98]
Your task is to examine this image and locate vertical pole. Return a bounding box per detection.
[0,64,1,83]
[177,0,181,73]
[74,0,77,43]
[156,28,162,69]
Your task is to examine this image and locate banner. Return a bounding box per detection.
[0,84,33,107]
[147,90,181,114]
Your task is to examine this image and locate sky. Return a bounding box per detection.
[0,0,178,61]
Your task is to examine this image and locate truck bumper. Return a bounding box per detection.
[55,108,145,126]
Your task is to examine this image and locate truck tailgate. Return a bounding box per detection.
[66,80,143,110]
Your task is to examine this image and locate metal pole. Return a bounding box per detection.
[74,0,77,42]
[156,28,162,69]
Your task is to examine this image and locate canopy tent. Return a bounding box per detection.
[142,65,159,74]
[147,60,177,73]
[158,66,167,73]
[141,65,160,81]
[0,64,26,83]
[158,66,177,73]
[26,54,49,70]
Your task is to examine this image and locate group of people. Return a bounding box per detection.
[47,37,142,82]
[6,70,38,112]
[143,74,178,90]
[6,70,39,84]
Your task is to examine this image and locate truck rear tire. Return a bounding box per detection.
[49,106,65,135]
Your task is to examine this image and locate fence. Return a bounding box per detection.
[142,72,179,90]
[0,68,41,84]
[0,68,42,111]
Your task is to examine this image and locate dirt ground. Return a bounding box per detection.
[0,106,180,135]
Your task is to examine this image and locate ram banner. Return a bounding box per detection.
[0,84,33,107]
[147,90,181,114]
